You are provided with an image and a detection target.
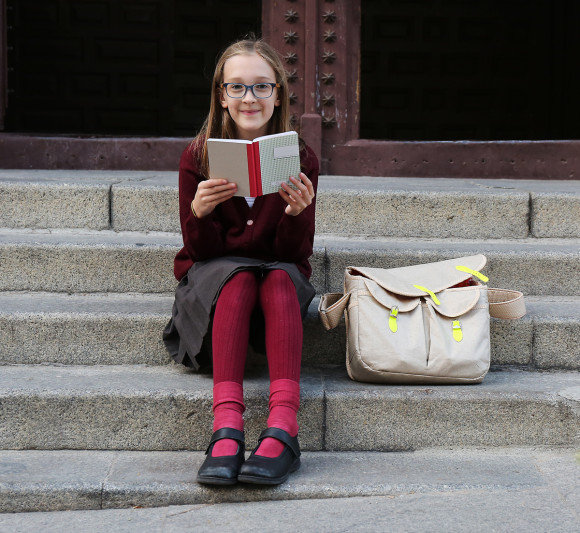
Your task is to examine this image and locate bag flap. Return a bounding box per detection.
[429,286,482,318]
[348,254,487,297]
[363,279,420,312]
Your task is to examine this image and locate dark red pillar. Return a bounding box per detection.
[262,0,361,173]
[0,0,7,130]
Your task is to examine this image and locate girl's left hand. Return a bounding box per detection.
[279,172,315,216]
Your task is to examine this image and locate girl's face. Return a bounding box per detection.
[220,53,280,140]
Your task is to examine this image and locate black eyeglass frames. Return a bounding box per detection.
[220,82,280,99]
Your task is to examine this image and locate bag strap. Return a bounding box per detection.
[319,287,526,329]
[318,292,350,330]
[488,288,526,319]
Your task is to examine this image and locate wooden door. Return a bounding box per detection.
[361,0,580,141]
[0,0,7,130]
[4,0,260,135]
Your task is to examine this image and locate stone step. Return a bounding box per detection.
[0,365,578,452]
[0,448,577,515]
[1,293,578,370]
[2,170,580,238]
[0,292,175,367]
[0,229,179,293]
[319,235,580,296]
[0,170,119,231]
[0,229,578,295]
[315,176,580,240]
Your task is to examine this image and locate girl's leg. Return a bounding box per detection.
[255,269,303,457]
[211,270,258,456]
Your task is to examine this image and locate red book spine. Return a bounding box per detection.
[246,144,256,196]
[245,143,263,196]
[253,142,262,196]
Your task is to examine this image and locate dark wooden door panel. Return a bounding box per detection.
[0,0,7,129]
[5,0,260,135]
[361,0,580,141]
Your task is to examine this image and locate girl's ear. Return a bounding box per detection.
[219,87,228,108]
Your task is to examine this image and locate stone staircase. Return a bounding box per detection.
[0,170,579,513]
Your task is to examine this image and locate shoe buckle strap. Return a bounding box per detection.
[258,427,301,458]
[206,428,245,454]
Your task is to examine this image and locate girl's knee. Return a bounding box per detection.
[218,270,259,304]
[263,269,292,286]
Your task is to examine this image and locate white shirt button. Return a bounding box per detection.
[247,219,254,226]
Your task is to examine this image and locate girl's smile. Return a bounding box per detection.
[220,53,280,140]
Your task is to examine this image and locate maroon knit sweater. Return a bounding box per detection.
[173,141,319,281]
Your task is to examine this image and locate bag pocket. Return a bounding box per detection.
[426,286,491,380]
[350,279,428,375]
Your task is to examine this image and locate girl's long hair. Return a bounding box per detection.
[191,37,293,178]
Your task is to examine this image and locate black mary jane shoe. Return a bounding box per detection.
[238,427,301,486]
[196,428,245,486]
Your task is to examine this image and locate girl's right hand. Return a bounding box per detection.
[192,179,237,218]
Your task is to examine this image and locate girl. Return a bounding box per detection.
[163,37,318,486]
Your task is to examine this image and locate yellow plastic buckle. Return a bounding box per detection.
[413,285,441,305]
[456,265,489,283]
[389,306,399,333]
[452,320,463,342]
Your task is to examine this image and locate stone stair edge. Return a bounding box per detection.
[2,170,580,192]
[0,227,182,244]
[2,172,579,237]
[0,363,577,401]
[1,233,579,295]
[0,365,578,452]
[1,292,579,325]
[2,227,580,246]
[1,363,577,396]
[1,290,579,312]
[0,293,578,369]
[0,447,577,514]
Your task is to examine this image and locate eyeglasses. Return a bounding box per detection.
[220,82,280,99]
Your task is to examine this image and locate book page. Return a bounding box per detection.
[207,139,252,197]
[257,132,301,195]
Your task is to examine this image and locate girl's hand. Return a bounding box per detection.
[192,179,237,218]
[279,173,315,216]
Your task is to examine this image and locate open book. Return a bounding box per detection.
[207,131,301,197]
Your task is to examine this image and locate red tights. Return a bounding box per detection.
[211,270,302,457]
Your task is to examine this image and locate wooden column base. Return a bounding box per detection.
[300,114,322,167]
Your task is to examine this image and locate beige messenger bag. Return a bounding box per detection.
[318,255,526,384]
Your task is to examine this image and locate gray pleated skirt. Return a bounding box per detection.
[163,256,315,371]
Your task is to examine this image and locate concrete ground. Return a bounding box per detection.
[1,448,579,532]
